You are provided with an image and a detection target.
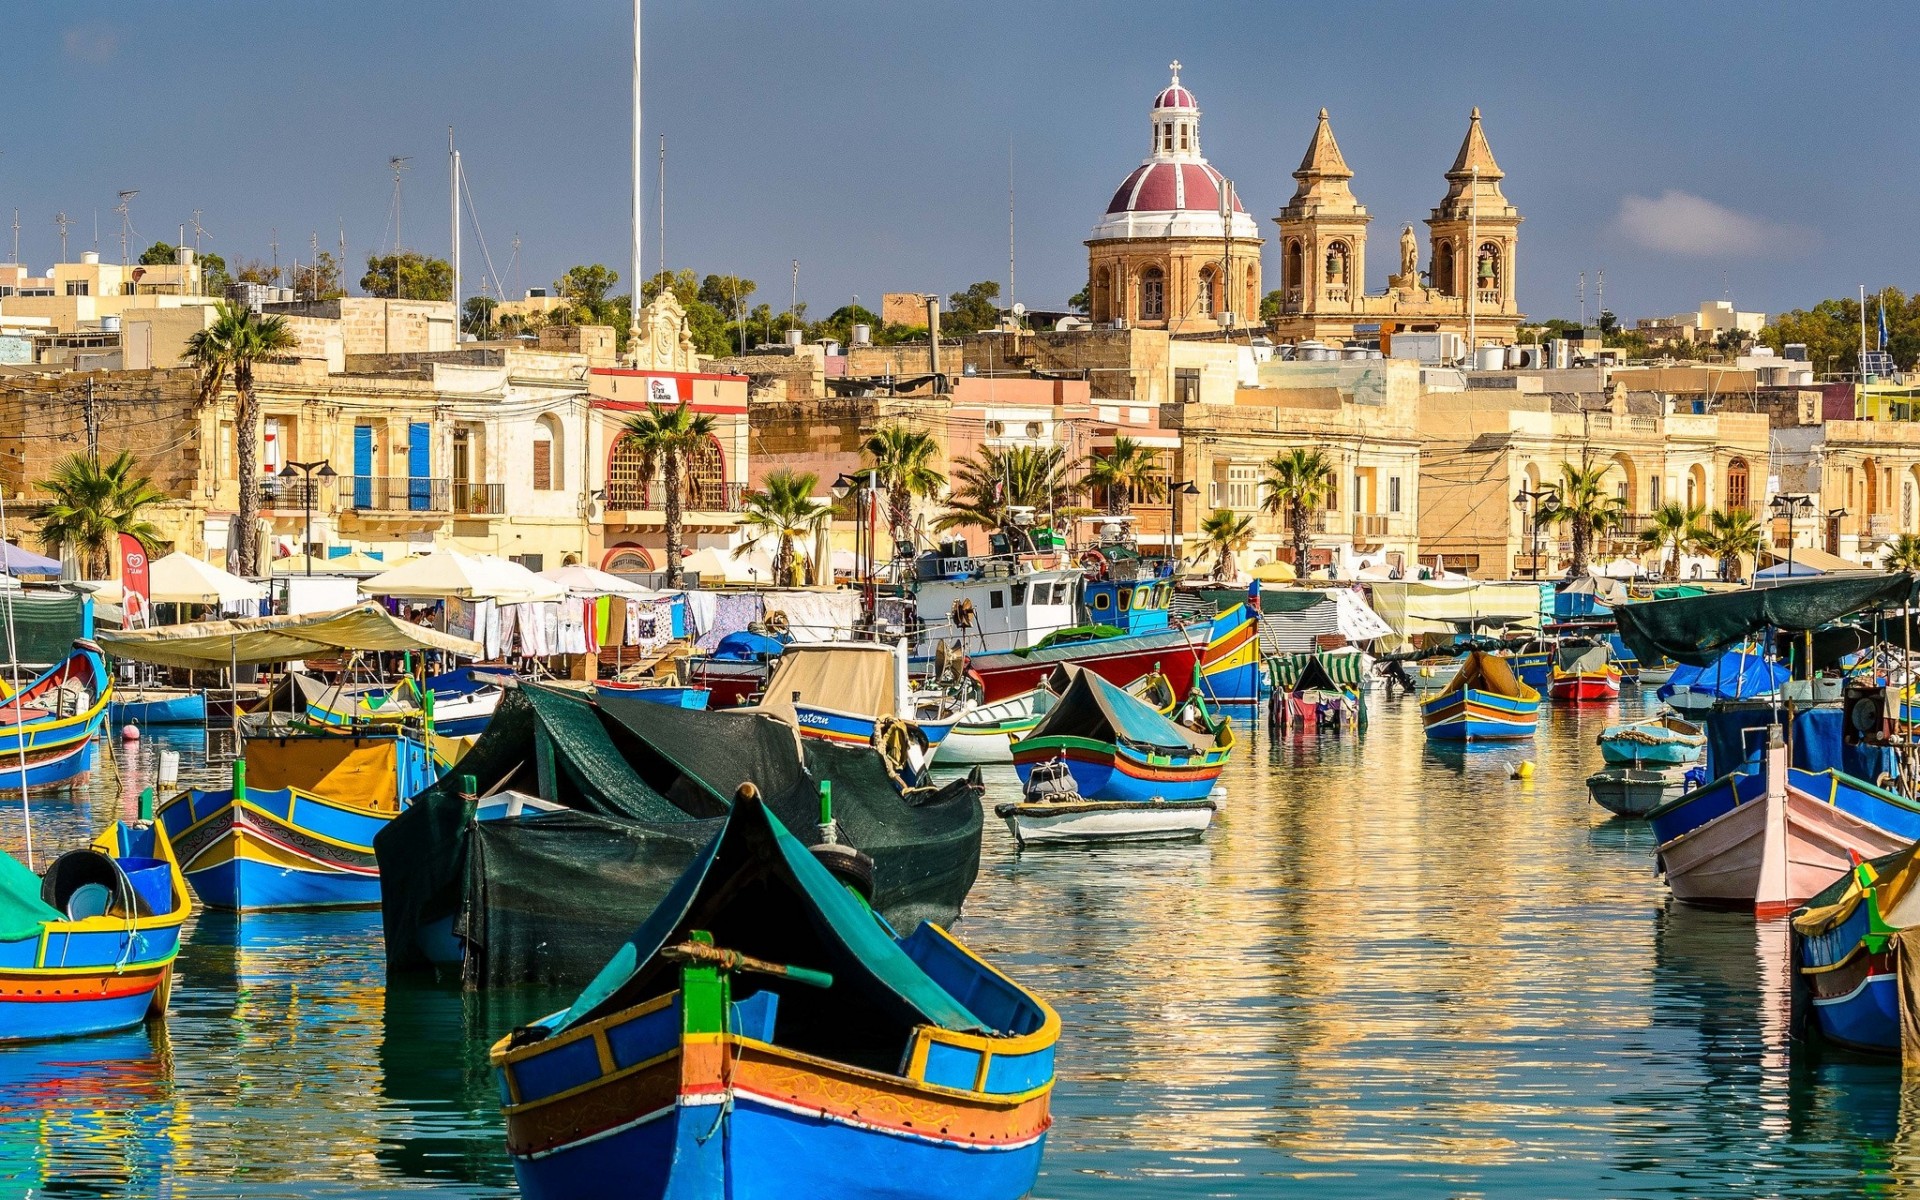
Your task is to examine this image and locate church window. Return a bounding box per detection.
[1198,268,1216,316]
[1141,268,1165,321]
[1162,124,1174,152]
[1477,242,1502,294]
[1435,241,1456,296]
[1285,241,1303,291]
[1179,124,1190,151]
[1325,242,1349,285]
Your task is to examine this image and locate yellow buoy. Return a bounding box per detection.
[1510,760,1535,780]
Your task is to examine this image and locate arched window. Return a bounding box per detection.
[1162,124,1174,152]
[1726,457,1749,510]
[686,434,726,507]
[1864,457,1880,514]
[1477,242,1502,294]
[1092,267,1112,322]
[607,431,650,509]
[1285,240,1303,291]
[1435,241,1456,296]
[1325,242,1349,284]
[532,415,562,491]
[1198,268,1216,316]
[1140,268,1165,321]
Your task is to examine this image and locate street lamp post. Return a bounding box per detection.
[1769,492,1816,582]
[832,469,880,635]
[278,460,337,575]
[1513,484,1556,580]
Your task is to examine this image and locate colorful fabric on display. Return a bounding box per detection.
[696,592,764,652]
[496,605,518,656]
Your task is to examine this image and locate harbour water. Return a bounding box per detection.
[3,693,1917,1197]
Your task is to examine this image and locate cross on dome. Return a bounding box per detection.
[1169,59,1182,77]
[1154,61,1197,112]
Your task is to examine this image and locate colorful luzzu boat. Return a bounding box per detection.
[1791,844,1919,1055]
[491,797,1058,1200]
[108,685,207,725]
[755,642,964,769]
[1011,665,1231,804]
[1548,640,1621,701]
[0,640,112,791]
[156,731,438,911]
[590,681,710,710]
[1597,714,1704,767]
[1421,650,1540,741]
[302,667,506,738]
[0,818,191,1042]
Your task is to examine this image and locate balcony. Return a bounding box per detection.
[1322,285,1349,304]
[604,481,748,514]
[1354,513,1398,540]
[255,480,327,512]
[1476,288,1501,306]
[451,482,506,516]
[340,475,451,514]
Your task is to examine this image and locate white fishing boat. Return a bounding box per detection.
[993,758,1216,846]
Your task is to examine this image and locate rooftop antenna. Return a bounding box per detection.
[270,227,279,280]
[53,212,70,260]
[114,189,138,264]
[339,220,348,293]
[9,209,17,265]
[387,155,411,253]
[629,0,643,348]
[791,259,799,328]
[1008,135,1016,323]
[658,134,666,288]
[449,127,460,335]
[1596,269,1604,326]
[310,231,320,299]
[508,232,522,298]
[190,209,207,257]
[1577,271,1586,327]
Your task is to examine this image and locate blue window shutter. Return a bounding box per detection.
[353,425,373,507]
[409,421,431,510]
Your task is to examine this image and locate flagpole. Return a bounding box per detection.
[1860,284,1868,373]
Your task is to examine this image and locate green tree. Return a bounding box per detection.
[1083,436,1165,516]
[1534,461,1625,576]
[197,251,232,295]
[1259,290,1285,321]
[463,295,499,337]
[1198,508,1254,581]
[861,424,945,558]
[1259,447,1335,574]
[1638,501,1705,581]
[289,251,345,301]
[560,263,622,307]
[361,251,452,300]
[183,302,298,575]
[1884,533,1920,572]
[33,451,167,579]
[233,259,282,286]
[937,444,1079,534]
[944,281,1002,336]
[697,274,756,312]
[620,401,718,587]
[736,469,830,586]
[1756,288,1920,376]
[1068,285,1090,314]
[137,241,180,266]
[1696,507,1762,582]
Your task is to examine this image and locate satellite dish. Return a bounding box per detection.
[1012,302,1026,317]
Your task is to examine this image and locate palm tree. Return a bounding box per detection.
[1696,507,1763,582]
[736,469,829,586]
[34,451,167,578]
[1259,448,1335,575]
[1197,508,1254,582]
[1638,501,1706,581]
[1082,436,1166,516]
[184,302,296,575]
[861,424,944,560]
[620,402,720,587]
[1534,461,1625,576]
[1884,533,1920,573]
[937,444,1080,535]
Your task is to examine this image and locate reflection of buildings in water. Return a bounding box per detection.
[0,1023,179,1193]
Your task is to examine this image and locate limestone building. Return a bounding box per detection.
[1270,108,1523,352]
[1085,64,1262,333]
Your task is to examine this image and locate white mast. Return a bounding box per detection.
[450,127,461,340]
[630,0,643,352]
[1466,165,1477,352]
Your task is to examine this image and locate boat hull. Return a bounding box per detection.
[1586,767,1689,817]
[1421,687,1538,741]
[157,787,390,911]
[971,634,1201,704]
[593,683,710,710]
[995,799,1214,845]
[1549,670,1621,701]
[1011,736,1225,803]
[109,690,207,725]
[0,735,98,790]
[1802,948,1901,1054]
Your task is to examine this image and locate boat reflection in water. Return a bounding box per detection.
[0,1025,178,1193]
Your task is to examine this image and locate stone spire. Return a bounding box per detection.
[1446,107,1504,181]
[1295,108,1352,180]
[1434,107,1513,216]
[1284,109,1364,219]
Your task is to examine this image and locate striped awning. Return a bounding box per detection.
[1267,650,1366,692]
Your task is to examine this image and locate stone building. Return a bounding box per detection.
[1085,64,1262,334]
[1269,108,1523,352]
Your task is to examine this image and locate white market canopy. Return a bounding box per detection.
[361,548,563,602]
[96,603,483,668]
[148,551,267,606]
[537,564,666,598]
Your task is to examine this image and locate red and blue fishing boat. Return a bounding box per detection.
[0,817,191,1042]
[156,731,438,911]
[591,680,710,709]
[1547,639,1620,701]
[0,640,112,791]
[1011,665,1232,802]
[1791,845,1917,1055]
[490,797,1058,1200]
[1421,649,1540,741]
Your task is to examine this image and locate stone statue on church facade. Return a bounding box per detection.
[1400,224,1419,279]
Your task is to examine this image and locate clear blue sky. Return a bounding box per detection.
[6,2,1910,323]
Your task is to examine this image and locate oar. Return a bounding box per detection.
[662,940,834,990]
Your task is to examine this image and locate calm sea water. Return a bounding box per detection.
[1,695,1915,1198]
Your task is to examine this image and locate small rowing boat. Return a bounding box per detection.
[1548,640,1620,702]
[1597,713,1704,767]
[1011,665,1231,803]
[1421,650,1539,742]
[1586,766,1691,817]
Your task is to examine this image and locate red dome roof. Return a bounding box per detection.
[1106,161,1244,216]
[1154,83,1196,110]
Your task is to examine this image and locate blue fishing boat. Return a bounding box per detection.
[761,642,965,771]
[0,640,112,790]
[156,731,438,911]
[0,817,191,1042]
[592,681,710,709]
[108,686,207,725]
[1792,846,1915,1055]
[1597,714,1705,766]
[1657,643,1787,714]
[490,796,1058,1200]
[1421,650,1540,741]
[1011,665,1231,802]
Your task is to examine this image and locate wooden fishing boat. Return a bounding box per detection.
[1597,714,1705,767]
[0,641,112,792]
[1011,666,1231,803]
[1420,650,1539,742]
[490,797,1058,1200]
[939,691,1046,765]
[1586,766,1690,817]
[0,735,98,791]
[0,817,191,1042]
[591,681,710,709]
[758,643,965,776]
[108,685,207,725]
[1499,643,1554,692]
[157,731,437,911]
[995,757,1213,846]
[1649,731,1920,916]
[302,667,507,738]
[1791,845,1918,1055]
[1637,657,1678,686]
[1548,640,1620,701]
[968,603,1255,705]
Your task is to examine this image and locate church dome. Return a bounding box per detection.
[1091,63,1262,243]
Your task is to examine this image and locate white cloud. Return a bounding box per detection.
[1614,190,1810,258]
[63,23,120,65]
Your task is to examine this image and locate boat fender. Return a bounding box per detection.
[810,842,876,902]
[1510,760,1534,780]
[764,610,790,636]
[122,724,140,741]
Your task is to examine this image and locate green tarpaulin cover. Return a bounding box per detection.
[1616,572,1916,668]
[0,847,59,941]
[1267,651,1366,691]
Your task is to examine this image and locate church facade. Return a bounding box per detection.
[1268,107,1523,350]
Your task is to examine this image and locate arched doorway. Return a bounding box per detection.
[601,543,655,573]
[1285,240,1303,293]
[1435,240,1455,296]
[1864,457,1881,516]
[1609,453,1638,511]
[1686,463,1708,510]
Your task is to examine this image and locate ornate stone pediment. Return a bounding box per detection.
[631,290,699,372]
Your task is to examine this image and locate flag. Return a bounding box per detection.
[1880,299,1890,352]
[118,534,151,629]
